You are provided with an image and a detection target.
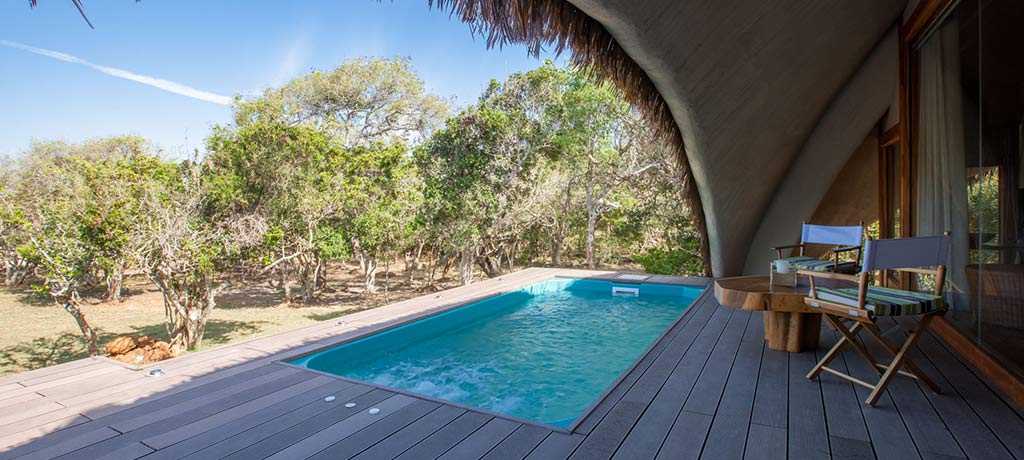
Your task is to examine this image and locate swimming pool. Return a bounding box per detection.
[290,277,702,428]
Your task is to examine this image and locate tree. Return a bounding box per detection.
[131,161,228,351]
[0,157,34,287]
[233,56,449,149]
[9,138,178,355]
[205,122,350,303]
[225,57,447,293]
[345,143,422,292]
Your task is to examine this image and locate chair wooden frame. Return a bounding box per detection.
[799,248,947,405]
[772,221,865,273]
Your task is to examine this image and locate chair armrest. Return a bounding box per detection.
[772,243,805,259]
[829,245,861,254]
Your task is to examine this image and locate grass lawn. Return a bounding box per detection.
[0,264,458,376]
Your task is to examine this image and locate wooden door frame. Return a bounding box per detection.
[898,0,1024,409]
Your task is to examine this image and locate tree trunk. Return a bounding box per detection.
[477,255,502,278]
[549,235,562,266]
[105,265,124,302]
[61,300,98,356]
[362,257,378,293]
[585,149,598,269]
[458,246,475,286]
[585,211,598,269]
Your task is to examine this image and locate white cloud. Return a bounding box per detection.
[272,33,313,85]
[1,40,232,105]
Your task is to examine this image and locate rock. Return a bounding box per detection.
[136,336,157,348]
[142,347,172,362]
[150,341,171,353]
[112,348,145,364]
[105,336,138,356]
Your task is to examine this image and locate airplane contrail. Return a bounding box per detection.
[1,40,233,106]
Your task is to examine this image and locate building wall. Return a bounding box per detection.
[742,26,899,274]
[569,0,905,276]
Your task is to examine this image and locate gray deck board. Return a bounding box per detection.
[141,379,355,460]
[392,411,492,460]
[304,399,440,460]
[435,417,520,460]
[817,330,873,446]
[175,383,375,460]
[787,349,830,460]
[350,405,466,460]
[745,423,787,460]
[219,388,396,460]
[612,306,746,459]
[572,288,718,435]
[700,312,764,460]
[479,424,551,460]
[0,270,1021,460]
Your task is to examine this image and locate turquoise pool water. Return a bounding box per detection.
[290,277,701,427]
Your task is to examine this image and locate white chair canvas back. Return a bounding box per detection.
[801,224,863,247]
[862,235,951,272]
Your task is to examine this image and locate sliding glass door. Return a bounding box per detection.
[914,0,1024,377]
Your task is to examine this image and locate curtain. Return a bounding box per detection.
[917,19,970,291]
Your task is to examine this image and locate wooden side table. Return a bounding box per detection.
[714,276,823,352]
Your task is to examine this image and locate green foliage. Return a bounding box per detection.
[968,168,1000,235]
[639,246,704,276]
[232,56,449,148]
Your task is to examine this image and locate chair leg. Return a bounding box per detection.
[865,314,936,405]
[863,316,942,394]
[808,315,877,380]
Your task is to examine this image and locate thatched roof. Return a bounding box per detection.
[429,0,711,275]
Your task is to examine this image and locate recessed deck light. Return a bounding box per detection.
[324,396,336,402]
[147,369,165,377]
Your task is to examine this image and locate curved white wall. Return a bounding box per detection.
[742,27,899,274]
[569,0,906,276]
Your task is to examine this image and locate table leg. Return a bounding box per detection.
[763,311,822,352]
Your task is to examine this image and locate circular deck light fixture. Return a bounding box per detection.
[345,402,356,408]
[324,396,336,402]
[368,407,380,415]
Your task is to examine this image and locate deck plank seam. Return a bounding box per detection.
[470,421,524,460]
[866,320,969,460]
[581,292,723,447]
[519,431,555,460]
[811,336,836,460]
[606,304,738,458]
[904,321,1021,459]
[687,310,755,460]
[823,327,881,460]
[382,407,480,460]
[906,356,985,460]
[834,322,929,460]
[182,384,379,460]
[920,321,1024,425]
[570,286,716,434]
[862,327,931,460]
[340,403,448,460]
[740,313,767,460]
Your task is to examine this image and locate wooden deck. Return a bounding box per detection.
[1,268,1022,459]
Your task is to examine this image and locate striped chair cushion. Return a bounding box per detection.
[815,286,946,317]
[774,256,857,273]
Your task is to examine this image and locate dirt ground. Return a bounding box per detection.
[0,262,464,376]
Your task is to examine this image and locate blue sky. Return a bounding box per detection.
[0,1,561,158]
